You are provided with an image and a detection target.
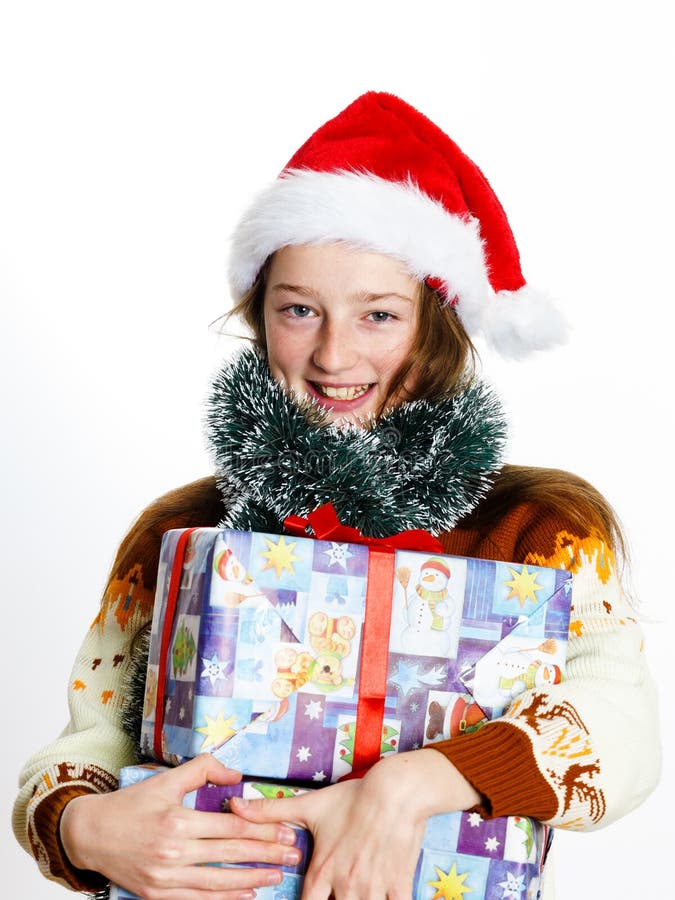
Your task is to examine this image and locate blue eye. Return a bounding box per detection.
[369,311,394,322]
[289,305,312,317]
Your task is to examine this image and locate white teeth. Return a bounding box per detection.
[314,383,370,400]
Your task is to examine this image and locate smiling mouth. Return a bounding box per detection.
[310,383,372,401]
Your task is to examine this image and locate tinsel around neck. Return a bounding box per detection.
[204,348,507,538]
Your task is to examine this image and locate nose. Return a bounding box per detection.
[312,319,359,374]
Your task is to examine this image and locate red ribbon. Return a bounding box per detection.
[285,504,442,775]
[153,527,200,762]
[284,503,443,554]
[352,546,395,773]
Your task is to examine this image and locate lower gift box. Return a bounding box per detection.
[109,763,552,900]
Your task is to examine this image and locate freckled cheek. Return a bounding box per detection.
[266,338,307,386]
[374,356,399,379]
[375,339,412,374]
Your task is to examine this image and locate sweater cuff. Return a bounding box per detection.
[31,784,110,893]
[430,720,559,820]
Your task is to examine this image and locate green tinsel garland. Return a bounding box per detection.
[205,348,507,538]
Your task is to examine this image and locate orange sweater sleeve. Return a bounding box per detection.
[431,502,660,829]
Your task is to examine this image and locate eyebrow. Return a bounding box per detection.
[270,283,414,304]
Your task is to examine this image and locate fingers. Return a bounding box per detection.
[173,861,287,892]
[127,807,302,867]
[127,804,302,869]
[131,862,287,899]
[174,808,303,869]
[149,892,256,900]
[143,891,257,900]
[295,870,334,900]
[301,856,416,900]
[183,808,299,847]
[158,754,242,797]
[183,834,303,868]
[229,794,309,829]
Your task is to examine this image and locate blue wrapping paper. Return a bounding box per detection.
[139,527,571,782]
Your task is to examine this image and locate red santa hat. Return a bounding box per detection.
[228,91,566,358]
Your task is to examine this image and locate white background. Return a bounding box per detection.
[2,2,672,897]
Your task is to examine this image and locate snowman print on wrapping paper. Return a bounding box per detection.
[471,637,564,712]
[393,553,463,657]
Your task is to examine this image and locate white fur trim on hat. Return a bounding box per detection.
[228,168,564,356]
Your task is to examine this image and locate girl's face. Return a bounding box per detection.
[263,243,420,425]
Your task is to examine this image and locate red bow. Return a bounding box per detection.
[284,503,443,554]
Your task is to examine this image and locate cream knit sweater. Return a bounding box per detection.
[13,476,661,894]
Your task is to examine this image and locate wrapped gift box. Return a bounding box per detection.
[140,520,571,781]
[109,763,551,900]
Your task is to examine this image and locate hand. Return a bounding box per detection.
[59,754,303,900]
[230,749,481,900]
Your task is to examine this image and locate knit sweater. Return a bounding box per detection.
[12,475,660,893]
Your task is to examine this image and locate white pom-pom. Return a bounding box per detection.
[475,285,569,359]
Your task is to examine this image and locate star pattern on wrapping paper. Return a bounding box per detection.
[201,651,229,687]
[304,699,323,720]
[428,862,472,900]
[324,542,353,569]
[467,812,483,828]
[497,871,526,898]
[195,711,238,751]
[261,535,301,579]
[296,746,311,762]
[389,660,422,697]
[312,770,327,782]
[503,566,544,608]
[485,835,500,852]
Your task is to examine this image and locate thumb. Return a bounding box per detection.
[160,754,243,798]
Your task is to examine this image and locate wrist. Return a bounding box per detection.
[59,793,101,872]
[420,748,483,813]
[361,749,482,820]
